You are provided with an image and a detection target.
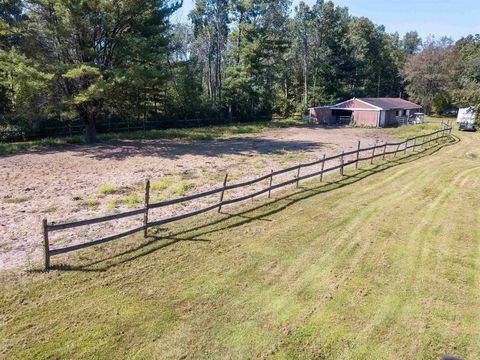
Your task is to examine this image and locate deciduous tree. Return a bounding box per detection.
[403,37,454,114]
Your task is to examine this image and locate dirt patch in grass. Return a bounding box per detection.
[0,125,393,270]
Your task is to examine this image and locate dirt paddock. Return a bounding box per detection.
[0,126,392,271]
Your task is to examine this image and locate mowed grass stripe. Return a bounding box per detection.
[271,133,480,360]
[1,131,479,359]
[260,144,461,359]
[154,157,442,359]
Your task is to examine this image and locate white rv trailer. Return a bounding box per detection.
[457,107,476,131]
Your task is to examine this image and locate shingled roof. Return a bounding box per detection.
[359,98,421,110]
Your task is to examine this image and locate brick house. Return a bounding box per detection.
[309,97,422,127]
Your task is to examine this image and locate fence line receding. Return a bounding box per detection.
[41,121,454,270]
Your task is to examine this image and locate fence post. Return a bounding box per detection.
[320,154,326,182]
[218,173,228,212]
[394,142,401,157]
[404,139,408,155]
[340,151,344,176]
[296,164,301,188]
[355,141,361,169]
[268,170,273,198]
[382,142,387,160]
[43,218,50,271]
[413,137,417,151]
[371,142,376,165]
[143,179,150,238]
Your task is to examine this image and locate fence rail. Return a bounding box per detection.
[41,121,454,270]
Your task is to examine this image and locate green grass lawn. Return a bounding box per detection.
[385,116,455,140]
[1,125,479,359]
[0,118,302,155]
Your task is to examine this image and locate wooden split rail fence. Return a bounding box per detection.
[41,122,453,270]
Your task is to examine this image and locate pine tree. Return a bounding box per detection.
[24,0,179,143]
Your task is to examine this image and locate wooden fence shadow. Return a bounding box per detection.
[45,136,458,273]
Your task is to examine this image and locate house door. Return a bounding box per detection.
[379,111,386,127]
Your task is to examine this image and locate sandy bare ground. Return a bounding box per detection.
[0,126,392,271]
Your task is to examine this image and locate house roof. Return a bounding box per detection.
[358,98,421,110]
[309,97,422,111]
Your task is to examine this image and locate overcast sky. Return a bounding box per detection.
[171,0,480,41]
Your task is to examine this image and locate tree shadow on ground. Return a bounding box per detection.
[45,136,459,273]
[72,137,329,161]
[2,124,387,161]
[1,137,330,161]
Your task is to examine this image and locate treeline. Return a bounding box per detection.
[404,35,480,115]
[0,0,479,143]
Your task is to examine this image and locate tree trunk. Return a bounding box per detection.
[82,107,97,144]
[228,103,233,123]
[303,57,308,106]
[377,71,381,97]
[235,12,243,64]
[215,13,222,101]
